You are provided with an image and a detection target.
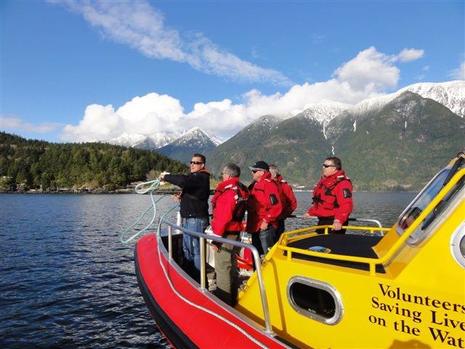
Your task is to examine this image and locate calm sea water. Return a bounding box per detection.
[0,192,415,348]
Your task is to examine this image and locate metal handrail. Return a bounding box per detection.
[278,225,390,275]
[348,217,382,228]
[279,169,465,275]
[157,216,275,336]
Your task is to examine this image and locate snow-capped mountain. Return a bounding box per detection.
[300,80,465,126]
[400,80,465,118]
[172,127,222,147]
[108,132,178,150]
[107,81,464,153]
[108,133,147,147]
[208,89,465,189]
[300,100,352,124]
[157,127,219,163]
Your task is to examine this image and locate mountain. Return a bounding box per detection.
[208,114,330,183]
[401,80,465,118]
[109,132,178,150]
[208,115,281,177]
[157,127,219,164]
[208,90,465,190]
[329,91,465,190]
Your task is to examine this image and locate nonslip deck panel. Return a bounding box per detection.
[288,234,385,272]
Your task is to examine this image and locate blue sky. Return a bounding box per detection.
[1,0,464,142]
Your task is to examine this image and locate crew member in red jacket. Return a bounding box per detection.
[269,164,297,242]
[210,163,248,306]
[304,156,353,234]
[246,161,282,255]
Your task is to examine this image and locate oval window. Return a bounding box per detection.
[287,277,343,325]
[451,222,465,269]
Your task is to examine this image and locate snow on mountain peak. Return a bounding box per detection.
[400,80,465,117]
[300,100,351,124]
[171,127,221,146]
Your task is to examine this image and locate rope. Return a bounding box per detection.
[120,179,168,244]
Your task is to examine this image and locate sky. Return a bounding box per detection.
[1,0,464,143]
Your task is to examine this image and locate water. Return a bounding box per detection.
[0,192,415,348]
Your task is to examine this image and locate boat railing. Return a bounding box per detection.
[157,216,275,336]
[277,225,390,275]
[278,168,465,275]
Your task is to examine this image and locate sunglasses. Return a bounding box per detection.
[190,161,204,165]
[322,164,335,168]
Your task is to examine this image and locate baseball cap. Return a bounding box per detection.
[249,161,269,171]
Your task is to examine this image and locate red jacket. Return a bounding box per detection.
[210,177,249,236]
[307,170,353,223]
[275,175,297,219]
[246,171,283,232]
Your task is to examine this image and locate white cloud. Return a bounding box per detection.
[451,61,465,80]
[50,0,291,85]
[61,104,122,142]
[395,48,424,62]
[60,47,422,142]
[333,46,400,92]
[0,116,61,133]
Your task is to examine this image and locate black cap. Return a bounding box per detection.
[249,161,269,171]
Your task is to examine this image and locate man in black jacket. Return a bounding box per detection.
[160,153,210,279]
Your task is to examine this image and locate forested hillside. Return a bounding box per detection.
[0,132,187,192]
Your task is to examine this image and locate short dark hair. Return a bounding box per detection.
[326,156,342,170]
[192,153,206,164]
[223,163,240,177]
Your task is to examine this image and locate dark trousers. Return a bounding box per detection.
[316,217,348,234]
[274,219,285,243]
[251,225,278,256]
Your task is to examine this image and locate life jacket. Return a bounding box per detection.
[211,180,249,223]
[229,182,249,222]
[274,175,297,218]
[246,172,283,232]
[313,175,351,209]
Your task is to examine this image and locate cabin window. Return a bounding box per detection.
[451,222,465,269]
[287,277,343,325]
[396,169,449,235]
[407,174,465,245]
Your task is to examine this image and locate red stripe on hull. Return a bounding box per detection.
[136,234,286,349]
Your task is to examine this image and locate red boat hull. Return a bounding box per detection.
[135,234,287,349]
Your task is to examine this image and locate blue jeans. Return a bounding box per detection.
[182,217,208,273]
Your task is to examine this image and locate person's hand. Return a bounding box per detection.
[211,241,222,252]
[333,219,342,231]
[159,171,170,182]
[260,221,269,230]
[172,192,181,202]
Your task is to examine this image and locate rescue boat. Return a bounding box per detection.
[135,151,465,348]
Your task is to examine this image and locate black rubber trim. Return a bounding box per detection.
[135,248,198,349]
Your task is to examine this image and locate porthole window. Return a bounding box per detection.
[451,222,465,269]
[287,277,343,325]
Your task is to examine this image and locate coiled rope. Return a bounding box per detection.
[120,179,174,244]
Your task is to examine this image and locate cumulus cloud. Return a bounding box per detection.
[450,61,465,80]
[61,46,424,142]
[49,0,291,85]
[0,116,61,133]
[333,46,400,92]
[61,93,184,142]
